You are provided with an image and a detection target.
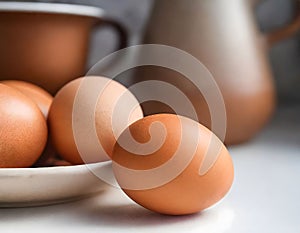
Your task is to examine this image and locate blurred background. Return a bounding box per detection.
[12,0,299,105]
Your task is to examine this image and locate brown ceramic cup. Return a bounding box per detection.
[0,2,127,94]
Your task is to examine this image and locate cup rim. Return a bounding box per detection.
[0,1,105,18]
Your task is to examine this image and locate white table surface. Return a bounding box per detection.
[1,106,300,233]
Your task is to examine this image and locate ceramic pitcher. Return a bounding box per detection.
[132,0,300,144]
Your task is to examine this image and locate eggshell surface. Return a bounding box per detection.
[112,114,234,215]
[0,84,48,168]
[2,80,53,118]
[2,80,55,166]
[48,76,143,165]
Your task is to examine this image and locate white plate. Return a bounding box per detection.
[0,162,113,208]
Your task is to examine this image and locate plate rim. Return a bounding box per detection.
[0,1,105,19]
[0,161,110,176]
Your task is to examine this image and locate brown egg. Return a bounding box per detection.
[1,80,53,118]
[112,114,234,215]
[52,159,72,167]
[48,76,143,165]
[1,80,55,167]
[0,84,48,168]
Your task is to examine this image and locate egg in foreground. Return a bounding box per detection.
[112,114,234,215]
